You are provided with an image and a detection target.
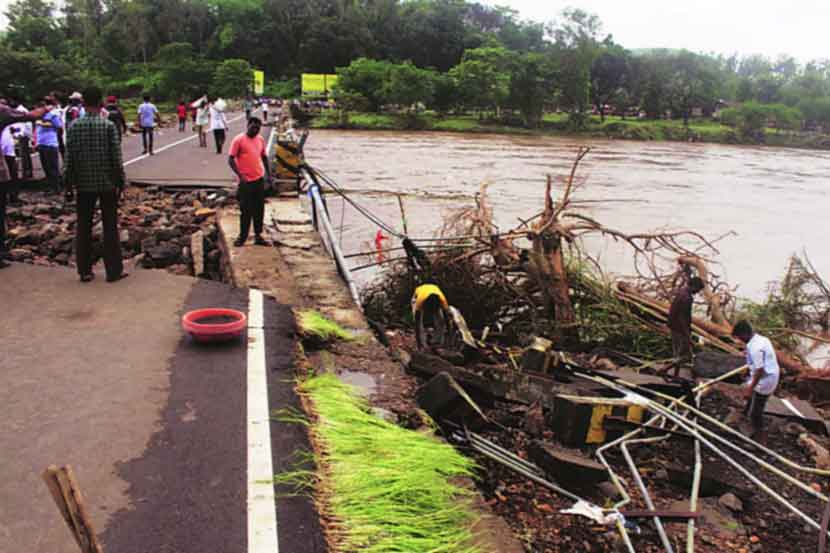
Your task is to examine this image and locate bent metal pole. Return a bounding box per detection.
[580,372,830,535]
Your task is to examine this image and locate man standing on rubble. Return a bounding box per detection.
[732,320,780,440]
[64,86,128,283]
[666,276,705,376]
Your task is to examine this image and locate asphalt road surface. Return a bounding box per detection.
[0,263,324,552]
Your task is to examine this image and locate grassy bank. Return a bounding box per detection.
[293,373,480,553]
[312,110,830,149]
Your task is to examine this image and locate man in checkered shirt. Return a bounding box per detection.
[64,86,129,283]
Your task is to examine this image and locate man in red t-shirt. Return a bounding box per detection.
[228,117,271,247]
[176,101,187,132]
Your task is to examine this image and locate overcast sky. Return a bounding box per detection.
[1,0,827,63]
[498,0,829,63]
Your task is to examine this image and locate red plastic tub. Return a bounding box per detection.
[182,308,247,343]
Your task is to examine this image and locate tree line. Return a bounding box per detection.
[3,0,830,132]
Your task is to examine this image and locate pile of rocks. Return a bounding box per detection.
[5,186,235,280]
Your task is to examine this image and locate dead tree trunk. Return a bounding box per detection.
[528,175,577,341]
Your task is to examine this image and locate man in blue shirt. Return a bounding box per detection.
[137,95,159,155]
[35,98,64,196]
[732,320,781,440]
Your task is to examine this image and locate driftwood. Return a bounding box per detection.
[616,281,808,375]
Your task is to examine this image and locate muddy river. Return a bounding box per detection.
[305,130,830,300]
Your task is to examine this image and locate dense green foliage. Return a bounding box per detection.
[4,0,830,136]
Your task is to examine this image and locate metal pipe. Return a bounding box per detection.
[592,367,748,553]
[621,435,675,553]
[467,433,543,476]
[467,439,638,553]
[686,391,703,553]
[582,373,830,533]
[463,432,585,504]
[302,170,362,307]
[608,372,830,478]
[594,364,747,511]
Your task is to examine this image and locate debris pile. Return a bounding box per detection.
[361,148,830,552]
[5,186,234,279]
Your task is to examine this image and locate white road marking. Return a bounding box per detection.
[124,114,246,166]
[247,289,280,553]
[781,398,806,419]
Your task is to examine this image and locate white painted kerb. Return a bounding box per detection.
[247,289,280,553]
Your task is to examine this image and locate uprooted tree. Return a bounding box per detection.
[363,148,827,379]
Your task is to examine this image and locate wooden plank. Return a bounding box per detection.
[42,465,103,553]
[621,509,701,520]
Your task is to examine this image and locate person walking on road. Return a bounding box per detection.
[104,96,127,136]
[176,100,187,132]
[137,95,159,155]
[732,320,780,441]
[64,86,128,283]
[261,98,269,123]
[244,96,254,121]
[228,117,271,247]
[209,98,229,154]
[665,276,704,376]
[195,98,209,148]
[35,97,65,196]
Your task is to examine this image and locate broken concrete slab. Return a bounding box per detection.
[527,441,607,487]
[766,396,828,436]
[693,351,746,382]
[595,369,688,398]
[416,372,489,428]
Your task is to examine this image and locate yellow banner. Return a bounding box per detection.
[301,73,338,94]
[253,70,264,95]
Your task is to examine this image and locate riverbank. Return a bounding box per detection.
[311,111,830,150]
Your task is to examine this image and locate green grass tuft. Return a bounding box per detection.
[299,373,481,553]
[298,310,354,343]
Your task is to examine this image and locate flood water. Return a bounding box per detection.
[305,130,830,300]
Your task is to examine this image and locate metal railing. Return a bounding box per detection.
[300,166,362,308]
[265,125,362,309]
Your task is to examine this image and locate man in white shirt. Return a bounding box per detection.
[732,320,780,439]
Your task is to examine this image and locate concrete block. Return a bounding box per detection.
[551,395,645,446]
[416,372,488,428]
[528,441,607,487]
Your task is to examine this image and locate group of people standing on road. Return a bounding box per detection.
[2,89,272,280]
[0,86,128,281]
